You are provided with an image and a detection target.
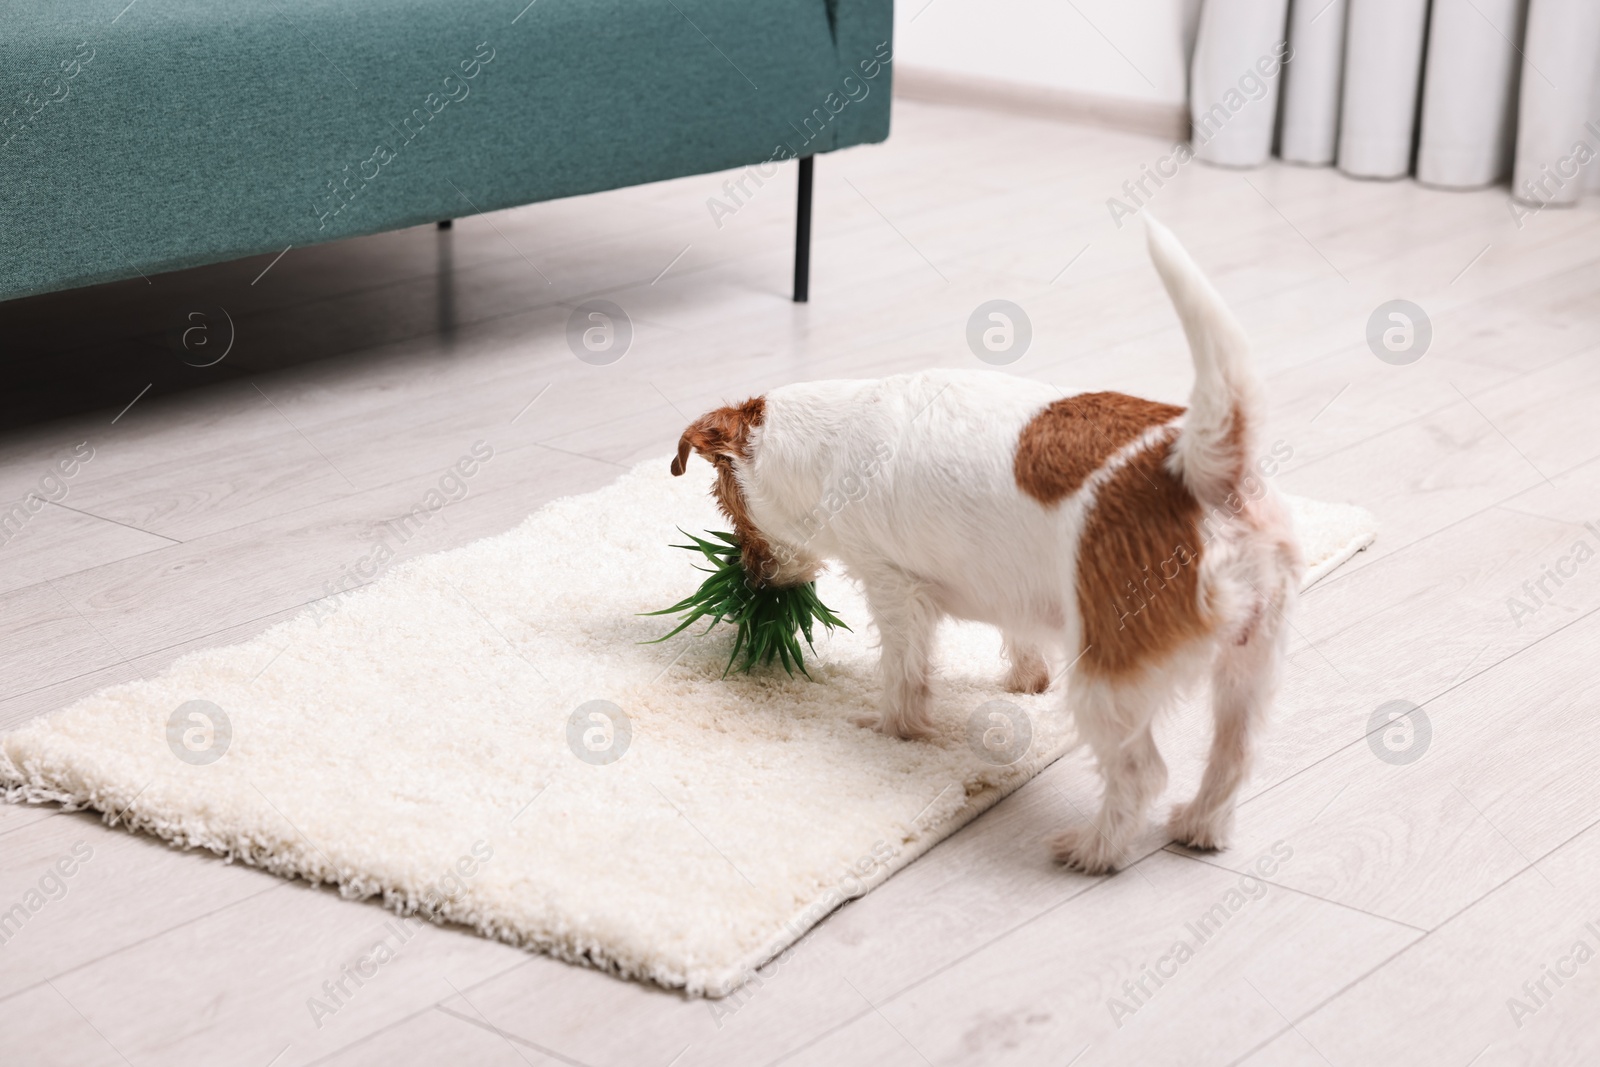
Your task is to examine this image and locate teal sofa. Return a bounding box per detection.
[0,0,893,303]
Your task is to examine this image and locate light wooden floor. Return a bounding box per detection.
[4,95,1600,1066]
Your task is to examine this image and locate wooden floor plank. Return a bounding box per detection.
[0,811,284,1000]
[0,501,176,597]
[0,981,131,1067]
[309,1005,549,1066]
[778,849,1417,1067]
[1248,817,1600,1067]
[34,861,530,1067]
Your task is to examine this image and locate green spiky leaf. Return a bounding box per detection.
[640,529,850,677]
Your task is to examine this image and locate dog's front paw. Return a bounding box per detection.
[1167,802,1232,852]
[1049,825,1123,875]
[1002,659,1051,694]
[1001,641,1050,694]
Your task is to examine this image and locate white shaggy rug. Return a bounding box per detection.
[0,459,1374,996]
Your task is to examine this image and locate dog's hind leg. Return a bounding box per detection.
[853,565,942,740]
[1052,672,1169,874]
[1169,580,1291,851]
[1002,634,1051,694]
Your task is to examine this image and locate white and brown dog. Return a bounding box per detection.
[670,218,1302,873]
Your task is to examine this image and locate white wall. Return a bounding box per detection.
[893,0,1201,106]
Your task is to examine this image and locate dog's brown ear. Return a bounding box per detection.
[670,434,693,476]
[671,397,766,474]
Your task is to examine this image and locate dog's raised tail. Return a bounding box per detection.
[1143,214,1264,506]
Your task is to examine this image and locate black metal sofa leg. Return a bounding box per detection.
[793,156,813,303]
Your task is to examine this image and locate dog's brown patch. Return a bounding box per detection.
[1014,392,1185,506]
[671,397,781,582]
[1076,431,1211,678]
